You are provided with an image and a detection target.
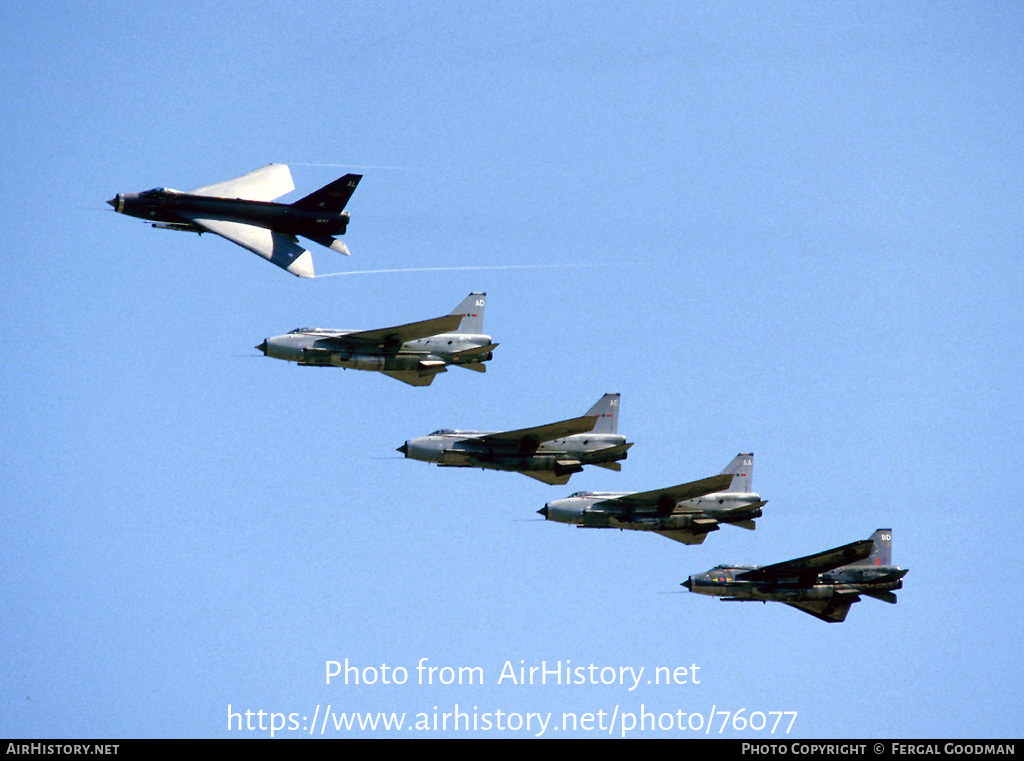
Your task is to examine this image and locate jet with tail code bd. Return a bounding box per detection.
[108,163,360,277]
[256,293,496,386]
[538,454,764,543]
[398,393,631,485]
[682,528,908,622]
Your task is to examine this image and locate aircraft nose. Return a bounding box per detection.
[396,443,409,456]
[256,341,268,355]
[537,506,549,519]
[681,578,693,591]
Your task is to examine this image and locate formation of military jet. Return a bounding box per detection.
[538,454,765,543]
[683,529,907,622]
[109,165,907,624]
[108,163,360,277]
[397,393,631,484]
[256,293,496,386]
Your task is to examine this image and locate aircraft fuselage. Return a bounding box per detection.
[257,330,494,370]
[683,566,908,601]
[543,491,763,529]
[402,431,629,472]
[109,188,350,236]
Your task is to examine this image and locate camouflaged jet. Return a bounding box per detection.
[538,454,764,542]
[682,528,908,623]
[256,292,496,386]
[397,394,631,485]
[108,163,360,277]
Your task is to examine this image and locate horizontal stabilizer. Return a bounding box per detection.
[730,519,757,530]
[447,343,499,361]
[592,442,633,459]
[306,234,350,256]
[593,462,621,471]
[862,590,898,604]
[459,362,487,373]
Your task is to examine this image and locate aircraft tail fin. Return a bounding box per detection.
[291,174,362,213]
[845,528,893,567]
[451,293,486,335]
[584,393,620,434]
[719,453,754,493]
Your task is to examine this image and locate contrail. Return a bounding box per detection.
[293,162,421,171]
[316,263,603,278]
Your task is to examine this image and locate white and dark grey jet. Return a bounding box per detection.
[682,528,908,623]
[397,393,632,485]
[538,454,764,543]
[108,163,360,277]
[256,292,496,386]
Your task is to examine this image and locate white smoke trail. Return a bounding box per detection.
[315,263,601,278]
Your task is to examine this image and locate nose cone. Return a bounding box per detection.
[682,578,693,591]
[256,341,268,355]
[537,506,549,519]
[397,443,409,456]
[106,197,117,209]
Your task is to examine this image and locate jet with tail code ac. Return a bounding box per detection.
[398,394,631,485]
[108,163,360,277]
[256,292,496,386]
[538,454,764,542]
[682,529,908,622]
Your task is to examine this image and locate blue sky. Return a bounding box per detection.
[2,1,1022,738]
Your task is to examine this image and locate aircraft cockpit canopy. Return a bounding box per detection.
[139,187,177,198]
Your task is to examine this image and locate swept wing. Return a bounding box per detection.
[173,165,312,276]
[473,415,599,448]
[591,473,735,513]
[190,163,295,200]
[182,217,314,277]
[316,314,465,349]
[735,539,874,583]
